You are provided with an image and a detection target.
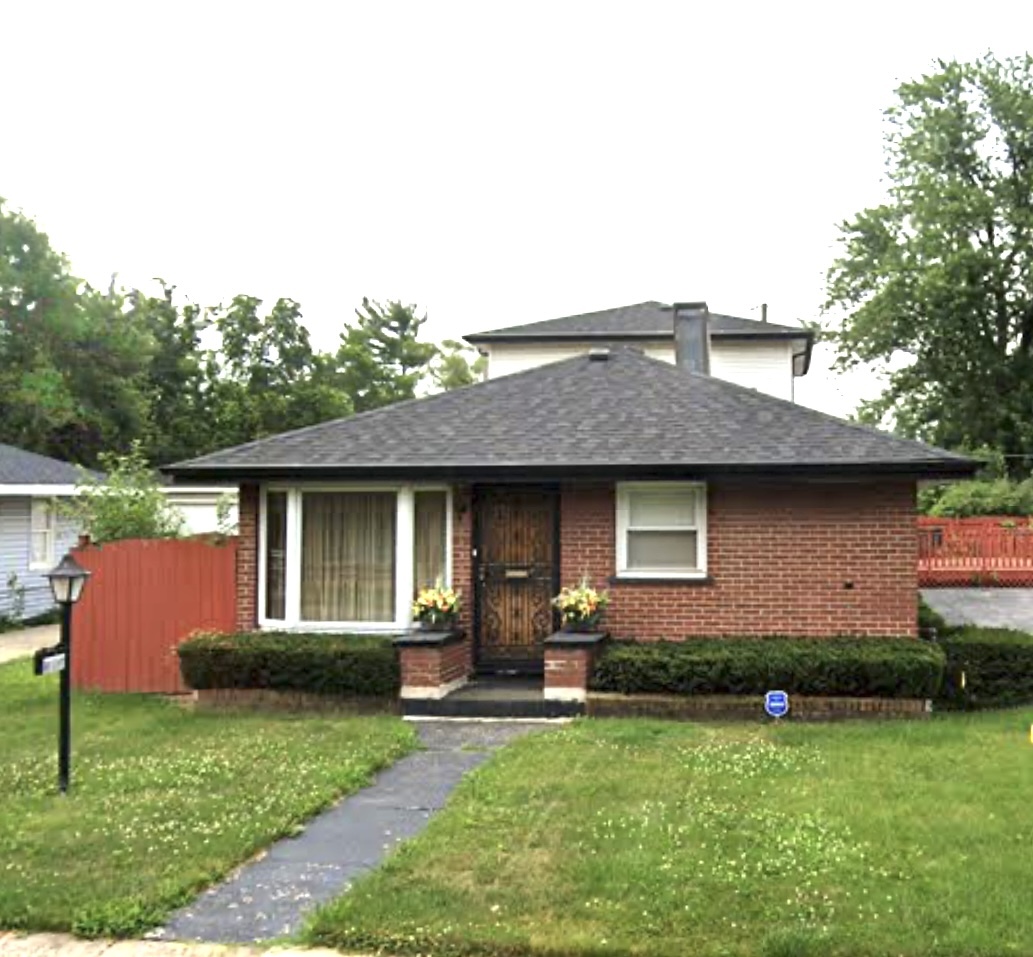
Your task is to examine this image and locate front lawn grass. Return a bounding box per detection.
[307,713,1033,957]
[0,659,415,937]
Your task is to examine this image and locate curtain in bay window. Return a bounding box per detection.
[301,492,396,621]
[414,491,448,590]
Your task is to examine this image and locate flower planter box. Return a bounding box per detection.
[393,630,472,700]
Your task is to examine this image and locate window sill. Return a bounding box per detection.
[28,562,55,573]
[608,575,714,587]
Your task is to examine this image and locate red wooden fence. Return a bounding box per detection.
[918,516,1033,586]
[72,537,238,693]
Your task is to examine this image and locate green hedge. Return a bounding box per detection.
[938,626,1033,710]
[590,637,945,699]
[178,631,400,697]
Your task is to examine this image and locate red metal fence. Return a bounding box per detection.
[918,516,1033,586]
[72,537,238,693]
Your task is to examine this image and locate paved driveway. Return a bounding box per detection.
[921,588,1033,630]
[0,625,59,665]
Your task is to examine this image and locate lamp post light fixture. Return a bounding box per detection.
[46,553,91,794]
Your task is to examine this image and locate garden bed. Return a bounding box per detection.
[195,687,400,714]
[587,691,929,721]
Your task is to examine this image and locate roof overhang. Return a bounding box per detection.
[165,457,977,485]
[466,329,816,377]
[464,329,812,345]
[0,484,79,496]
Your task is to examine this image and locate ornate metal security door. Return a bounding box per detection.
[474,486,559,673]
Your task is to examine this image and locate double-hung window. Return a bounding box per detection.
[616,482,707,578]
[30,499,57,570]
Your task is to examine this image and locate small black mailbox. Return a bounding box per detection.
[33,644,68,677]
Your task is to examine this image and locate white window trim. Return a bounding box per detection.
[29,498,57,571]
[615,481,708,579]
[258,483,453,632]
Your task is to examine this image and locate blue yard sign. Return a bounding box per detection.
[764,690,790,719]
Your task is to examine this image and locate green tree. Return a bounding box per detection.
[430,338,487,391]
[63,443,185,543]
[0,199,83,453]
[336,299,437,412]
[0,201,153,466]
[205,294,351,449]
[134,281,213,465]
[825,54,1033,473]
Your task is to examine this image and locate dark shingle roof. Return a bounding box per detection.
[0,443,84,486]
[463,301,810,342]
[167,349,975,480]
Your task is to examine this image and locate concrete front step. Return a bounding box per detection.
[402,676,584,719]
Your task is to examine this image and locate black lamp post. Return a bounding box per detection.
[46,553,91,795]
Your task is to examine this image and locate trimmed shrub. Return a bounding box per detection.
[922,478,1033,518]
[938,626,1033,710]
[178,631,399,697]
[590,637,945,699]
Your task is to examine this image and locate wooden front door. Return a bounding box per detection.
[474,486,559,673]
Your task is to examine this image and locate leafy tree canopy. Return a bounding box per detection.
[63,443,186,543]
[1,201,483,468]
[335,299,438,413]
[0,201,152,464]
[826,54,1033,474]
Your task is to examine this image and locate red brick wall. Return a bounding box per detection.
[451,485,474,635]
[237,483,259,632]
[399,637,472,688]
[544,646,595,689]
[559,479,917,638]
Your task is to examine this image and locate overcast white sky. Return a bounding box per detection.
[5,0,1033,416]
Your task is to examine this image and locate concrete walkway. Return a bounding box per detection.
[922,588,1033,630]
[0,932,340,957]
[0,625,59,665]
[160,721,550,945]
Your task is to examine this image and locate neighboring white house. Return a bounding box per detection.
[0,444,84,619]
[163,484,238,535]
[464,300,813,402]
[0,442,238,620]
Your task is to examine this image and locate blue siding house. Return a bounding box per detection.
[0,444,82,620]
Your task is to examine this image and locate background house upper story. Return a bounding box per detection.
[463,300,814,402]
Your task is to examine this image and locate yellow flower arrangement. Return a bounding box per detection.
[552,577,609,631]
[412,581,461,630]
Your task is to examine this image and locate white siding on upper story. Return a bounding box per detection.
[482,338,796,401]
[708,340,796,401]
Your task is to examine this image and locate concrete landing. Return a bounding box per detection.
[922,587,1033,631]
[0,625,59,665]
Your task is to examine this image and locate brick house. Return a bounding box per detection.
[166,302,975,704]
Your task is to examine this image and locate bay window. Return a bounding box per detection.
[301,492,396,622]
[616,482,707,578]
[260,485,452,629]
[414,490,448,589]
[264,491,288,619]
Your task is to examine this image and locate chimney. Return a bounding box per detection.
[673,301,710,374]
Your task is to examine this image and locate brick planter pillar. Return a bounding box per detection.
[543,632,608,703]
[393,630,472,700]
